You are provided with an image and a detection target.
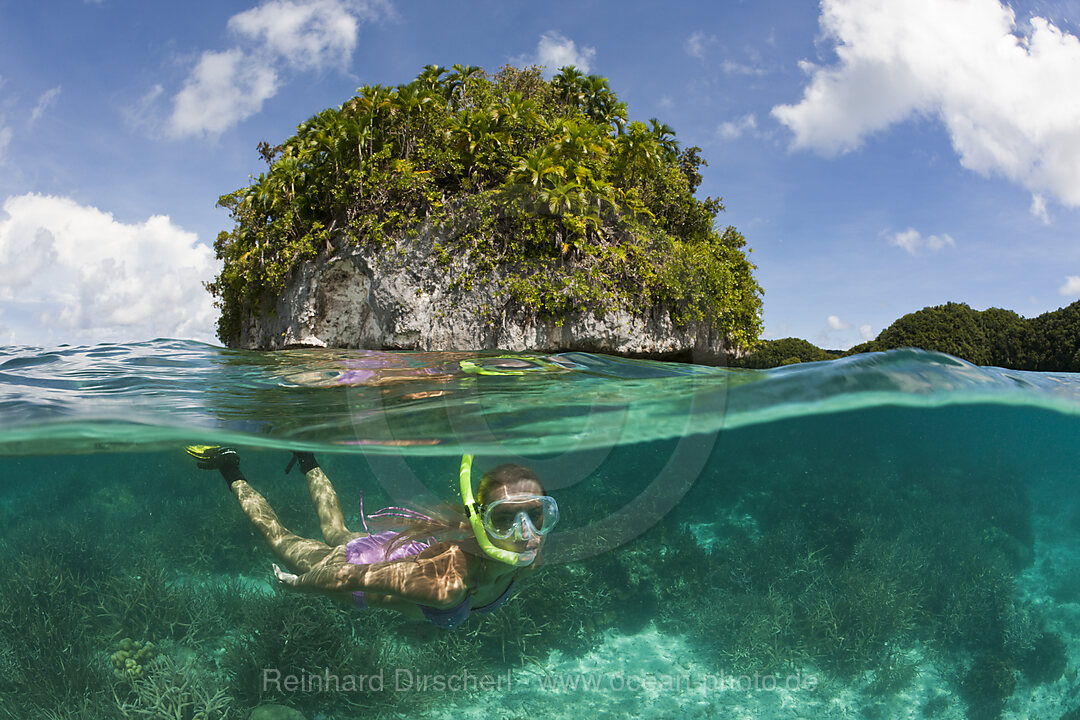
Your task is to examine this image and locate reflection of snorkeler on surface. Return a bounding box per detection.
[186,446,558,628]
[279,350,583,394]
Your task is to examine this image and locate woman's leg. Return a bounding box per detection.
[303,466,365,546]
[231,479,334,573]
[190,446,345,572]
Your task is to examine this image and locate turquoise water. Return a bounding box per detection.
[2,340,1080,719]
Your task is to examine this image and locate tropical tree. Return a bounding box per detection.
[296,108,348,205]
[392,83,436,159]
[510,146,564,189]
[537,181,583,217]
[495,91,542,152]
[648,118,678,161]
[274,152,306,224]
[550,117,609,164]
[416,64,448,95]
[612,121,661,186]
[449,107,507,181]
[446,63,483,109]
[350,84,393,157]
[582,74,626,130]
[551,66,587,108]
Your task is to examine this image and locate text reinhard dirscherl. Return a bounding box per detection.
[261,668,819,695]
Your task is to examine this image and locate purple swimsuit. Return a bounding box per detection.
[345,503,516,628]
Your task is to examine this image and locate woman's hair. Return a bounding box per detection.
[379,463,542,558]
[477,463,544,503]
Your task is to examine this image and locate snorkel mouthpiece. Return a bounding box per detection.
[459,454,536,566]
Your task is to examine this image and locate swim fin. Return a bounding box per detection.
[185,444,220,461]
[185,445,244,486]
[285,451,319,475]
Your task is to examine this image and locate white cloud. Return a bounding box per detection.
[827,315,852,331]
[525,31,597,76]
[859,324,874,340]
[772,0,1080,208]
[1059,276,1080,296]
[718,113,757,140]
[1030,193,1050,224]
[818,315,867,350]
[228,0,359,72]
[887,227,955,255]
[0,193,219,345]
[168,0,388,138]
[29,85,61,124]
[924,234,954,251]
[169,49,279,138]
[685,31,717,60]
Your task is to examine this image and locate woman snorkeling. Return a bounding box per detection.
[186,447,558,628]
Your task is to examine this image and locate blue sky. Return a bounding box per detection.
[3,0,1080,350]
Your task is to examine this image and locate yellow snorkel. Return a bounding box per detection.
[459,454,537,566]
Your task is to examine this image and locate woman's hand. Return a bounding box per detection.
[273,563,300,587]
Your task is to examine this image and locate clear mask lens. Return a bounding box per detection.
[483,495,559,540]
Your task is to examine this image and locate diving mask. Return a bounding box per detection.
[482,494,559,540]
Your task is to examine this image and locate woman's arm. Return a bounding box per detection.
[274,543,472,609]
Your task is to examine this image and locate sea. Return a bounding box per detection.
[2,339,1079,720]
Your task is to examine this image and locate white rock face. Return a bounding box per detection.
[235,234,729,364]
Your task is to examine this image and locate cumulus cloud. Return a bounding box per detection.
[0,193,219,345]
[168,0,388,138]
[29,85,61,124]
[1059,276,1080,296]
[772,0,1080,208]
[827,315,852,331]
[228,0,360,72]
[169,50,279,138]
[520,31,596,76]
[887,228,955,255]
[859,324,874,340]
[718,113,757,140]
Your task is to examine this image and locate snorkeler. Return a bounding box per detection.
[185,447,558,628]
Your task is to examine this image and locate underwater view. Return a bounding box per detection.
[2,339,1080,720]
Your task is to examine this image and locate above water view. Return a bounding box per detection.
[2,340,1079,719]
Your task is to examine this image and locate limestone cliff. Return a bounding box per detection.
[236,233,730,364]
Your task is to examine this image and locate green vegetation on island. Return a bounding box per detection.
[847,300,1080,370]
[209,64,763,349]
[737,300,1080,371]
[733,336,842,368]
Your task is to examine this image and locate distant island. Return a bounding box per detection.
[736,301,1080,371]
[207,64,762,361]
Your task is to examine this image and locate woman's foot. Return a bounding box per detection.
[286,451,319,475]
[185,445,245,487]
